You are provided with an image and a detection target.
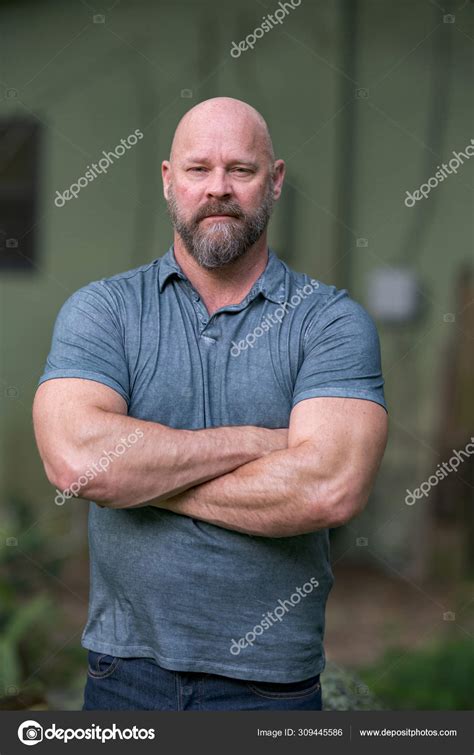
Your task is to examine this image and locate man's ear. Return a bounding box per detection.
[161,160,171,200]
[272,159,286,201]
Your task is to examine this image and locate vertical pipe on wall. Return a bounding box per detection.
[333,0,358,291]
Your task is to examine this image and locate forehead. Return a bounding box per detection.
[174,113,267,162]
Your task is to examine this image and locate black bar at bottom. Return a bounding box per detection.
[1,711,472,755]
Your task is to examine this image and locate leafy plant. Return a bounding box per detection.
[359,638,474,709]
[0,496,86,708]
[0,595,52,691]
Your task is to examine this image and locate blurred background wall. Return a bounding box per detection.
[0,0,472,710]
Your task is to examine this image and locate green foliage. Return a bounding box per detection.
[0,497,85,707]
[359,638,474,710]
[0,596,52,689]
[322,662,386,710]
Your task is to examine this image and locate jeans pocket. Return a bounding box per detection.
[87,650,122,679]
[247,674,321,700]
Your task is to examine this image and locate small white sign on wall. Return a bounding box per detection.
[367,267,420,322]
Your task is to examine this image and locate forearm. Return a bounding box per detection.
[40,406,288,506]
[150,441,343,537]
[150,399,388,537]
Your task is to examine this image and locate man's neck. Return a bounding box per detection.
[173,236,269,315]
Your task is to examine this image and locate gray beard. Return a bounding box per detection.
[166,184,274,269]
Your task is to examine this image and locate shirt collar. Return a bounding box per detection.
[158,245,287,304]
[157,245,187,291]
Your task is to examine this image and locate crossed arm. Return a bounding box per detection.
[33,378,388,538]
[148,396,387,536]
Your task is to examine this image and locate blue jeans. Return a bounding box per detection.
[83,651,322,711]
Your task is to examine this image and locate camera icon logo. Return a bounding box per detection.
[356,682,370,696]
[18,720,43,745]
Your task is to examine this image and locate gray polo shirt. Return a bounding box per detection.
[38,245,386,682]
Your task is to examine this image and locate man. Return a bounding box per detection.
[33,97,388,711]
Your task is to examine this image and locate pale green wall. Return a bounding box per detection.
[0,0,472,569]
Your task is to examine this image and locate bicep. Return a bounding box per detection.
[33,378,127,463]
[289,396,388,506]
[289,395,387,446]
[35,281,130,451]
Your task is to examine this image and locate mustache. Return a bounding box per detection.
[194,203,244,222]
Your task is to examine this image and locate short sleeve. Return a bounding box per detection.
[38,281,130,405]
[292,291,387,411]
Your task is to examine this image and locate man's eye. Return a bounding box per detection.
[189,167,206,172]
[233,167,251,173]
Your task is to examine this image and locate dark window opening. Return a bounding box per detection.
[0,117,40,270]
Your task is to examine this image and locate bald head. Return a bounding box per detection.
[170,97,275,166]
[162,97,285,269]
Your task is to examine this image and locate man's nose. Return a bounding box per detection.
[205,168,232,198]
